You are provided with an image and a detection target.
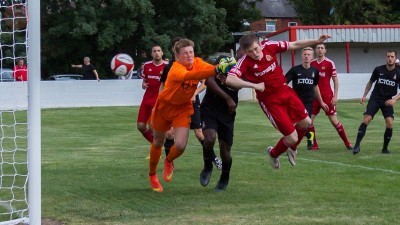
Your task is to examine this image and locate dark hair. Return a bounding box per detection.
[239,33,259,50]
[387,50,397,57]
[170,37,183,49]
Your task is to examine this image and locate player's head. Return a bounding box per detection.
[386,50,397,66]
[17,58,24,66]
[83,57,90,65]
[174,38,195,68]
[301,47,314,64]
[315,43,326,57]
[151,44,163,62]
[239,33,263,61]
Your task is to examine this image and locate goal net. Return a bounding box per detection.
[0,1,32,224]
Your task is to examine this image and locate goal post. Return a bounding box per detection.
[0,0,41,224]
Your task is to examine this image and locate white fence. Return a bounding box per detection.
[0,73,371,110]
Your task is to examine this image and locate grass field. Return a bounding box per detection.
[38,100,400,225]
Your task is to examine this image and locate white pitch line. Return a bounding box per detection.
[235,150,400,175]
[299,158,400,175]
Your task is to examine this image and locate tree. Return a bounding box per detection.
[288,0,392,25]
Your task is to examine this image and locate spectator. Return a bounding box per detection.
[71,57,100,81]
[13,59,27,81]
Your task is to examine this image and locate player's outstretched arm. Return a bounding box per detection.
[226,75,264,92]
[288,34,331,50]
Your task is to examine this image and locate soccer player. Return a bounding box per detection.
[199,55,239,192]
[226,33,331,169]
[137,45,166,144]
[309,43,353,150]
[285,47,328,151]
[148,38,247,192]
[353,50,400,154]
[160,37,222,169]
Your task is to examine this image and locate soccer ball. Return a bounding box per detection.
[110,53,135,76]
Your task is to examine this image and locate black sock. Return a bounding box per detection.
[202,144,214,170]
[355,123,367,146]
[164,138,174,156]
[220,158,232,182]
[305,131,311,139]
[383,128,392,150]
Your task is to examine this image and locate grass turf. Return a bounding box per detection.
[37,100,400,225]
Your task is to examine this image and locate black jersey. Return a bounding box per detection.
[201,76,239,115]
[285,65,319,102]
[82,64,96,80]
[370,65,400,100]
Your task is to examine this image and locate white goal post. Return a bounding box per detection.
[0,0,41,225]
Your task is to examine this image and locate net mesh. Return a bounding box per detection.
[0,0,29,224]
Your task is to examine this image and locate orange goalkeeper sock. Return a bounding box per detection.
[166,145,184,162]
[149,144,162,175]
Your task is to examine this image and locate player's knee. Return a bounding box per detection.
[137,123,147,132]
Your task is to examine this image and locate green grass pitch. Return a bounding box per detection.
[38,100,400,224]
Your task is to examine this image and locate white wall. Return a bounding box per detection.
[0,74,370,110]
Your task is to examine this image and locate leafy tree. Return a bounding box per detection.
[41,0,261,78]
[288,0,391,25]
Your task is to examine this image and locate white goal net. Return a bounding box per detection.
[0,1,31,224]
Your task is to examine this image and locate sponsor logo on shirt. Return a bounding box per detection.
[254,62,276,77]
[378,78,396,86]
[148,75,160,80]
[298,78,314,84]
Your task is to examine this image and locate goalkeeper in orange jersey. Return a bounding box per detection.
[148,38,264,192]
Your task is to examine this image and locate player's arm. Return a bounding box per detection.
[93,69,100,81]
[182,68,217,81]
[71,64,83,68]
[332,76,339,105]
[288,34,331,50]
[360,80,373,105]
[205,76,236,113]
[191,79,206,102]
[285,68,294,84]
[225,75,264,92]
[314,85,329,111]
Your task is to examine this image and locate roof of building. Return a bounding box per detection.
[256,0,297,18]
[266,25,400,43]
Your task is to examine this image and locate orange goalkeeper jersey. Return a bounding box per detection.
[157,57,215,106]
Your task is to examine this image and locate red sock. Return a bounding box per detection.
[142,129,153,143]
[335,122,351,147]
[290,125,307,150]
[270,137,291,158]
[166,145,184,162]
[149,144,162,175]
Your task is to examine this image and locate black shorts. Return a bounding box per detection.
[201,111,236,146]
[190,96,202,129]
[303,100,313,117]
[365,97,394,119]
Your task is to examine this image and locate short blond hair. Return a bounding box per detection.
[302,47,314,53]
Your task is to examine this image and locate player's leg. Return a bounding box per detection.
[353,100,378,154]
[327,114,353,150]
[381,105,394,154]
[309,99,321,150]
[192,103,222,169]
[164,128,174,156]
[214,116,235,192]
[148,130,166,192]
[200,124,217,187]
[137,103,153,143]
[163,127,190,182]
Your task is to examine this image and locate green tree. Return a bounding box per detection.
[288,0,391,25]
